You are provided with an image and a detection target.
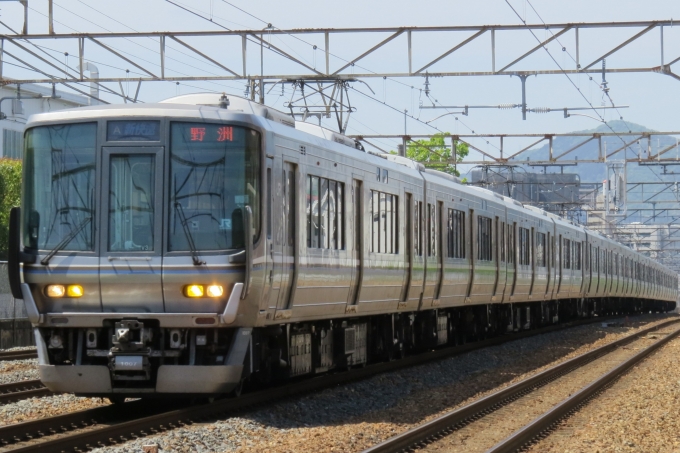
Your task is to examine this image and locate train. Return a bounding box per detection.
[6,93,678,400]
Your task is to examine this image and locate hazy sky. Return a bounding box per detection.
[2,0,680,157]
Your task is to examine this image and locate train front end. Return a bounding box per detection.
[7,100,264,398]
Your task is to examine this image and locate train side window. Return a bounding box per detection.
[507,223,515,264]
[427,203,437,257]
[414,200,422,257]
[518,227,530,266]
[499,221,505,262]
[477,216,492,261]
[536,232,546,267]
[563,238,571,269]
[370,190,398,254]
[447,208,465,259]
[574,242,582,271]
[306,175,344,250]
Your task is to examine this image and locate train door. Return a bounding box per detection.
[492,216,500,298]
[273,161,298,314]
[556,234,563,295]
[434,201,444,300]
[348,179,364,306]
[99,147,165,312]
[400,192,413,302]
[509,221,517,297]
[465,209,475,300]
[528,226,535,297]
[260,163,274,312]
[545,232,553,298]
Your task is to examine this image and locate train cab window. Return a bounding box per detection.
[307,175,344,250]
[563,239,571,269]
[23,122,97,251]
[169,123,261,251]
[477,216,493,261]
[447,209,465,259]
[536,232,546,267]
[573,242,582,271]
[518,227,530,266]
[370,190,398,254]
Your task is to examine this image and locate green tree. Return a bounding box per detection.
[403,133,469,177]
[0,158,22,260]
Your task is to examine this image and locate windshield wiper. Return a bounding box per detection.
[41,216,92,265]
[174,202,205,266]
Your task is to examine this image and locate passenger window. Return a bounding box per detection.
[507,223,515,264]
[574,242,582,270]
[370,189,398,254]
[447,209,465,259]
[563,239,571,269]
[306,175,344,250]
[427,203,436,257]
[477,216,492,261]
[518,227,530,266]
[414,200,422,257]
[536,232,546,267]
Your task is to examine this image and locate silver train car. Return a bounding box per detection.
[7,93,678,399]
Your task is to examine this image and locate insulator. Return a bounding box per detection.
[498,104,516,110]
[531,107,551,114]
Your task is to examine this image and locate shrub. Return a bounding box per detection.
[0,158,22,260]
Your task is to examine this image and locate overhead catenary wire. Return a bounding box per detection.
[504,0,631,149]
[524,0,634,132]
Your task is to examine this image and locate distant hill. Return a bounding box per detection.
[468,121,680,217]
[511,120,678,183]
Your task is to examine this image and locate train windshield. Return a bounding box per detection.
[22,123,97,251]
[169,122,261,251]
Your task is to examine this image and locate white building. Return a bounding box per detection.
[0,83,89,159]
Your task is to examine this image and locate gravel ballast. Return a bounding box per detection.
[0,359,38,385]
[526,327,680,453]
[81,314,675,453]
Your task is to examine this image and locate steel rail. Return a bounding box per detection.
[0,350,37,362]
[486,323,680,453]
[360,318,680,453]
[0,314,648,453]
[0,380,50,405]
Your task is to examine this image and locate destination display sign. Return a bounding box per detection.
[107,120,160,141]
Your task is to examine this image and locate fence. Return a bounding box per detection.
[0,262,33,349]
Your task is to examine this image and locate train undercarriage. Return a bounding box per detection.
[36,297,675,400]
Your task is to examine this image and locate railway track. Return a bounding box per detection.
[0,351,37,362]
[360,318,680,453]
[0,380,50,405]
[0,315,669,453]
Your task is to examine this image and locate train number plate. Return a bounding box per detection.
[114,356,144,371]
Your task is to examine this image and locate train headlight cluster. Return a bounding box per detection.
[46,285,84,298]
[184,284,204,298]
[183,284,224,298]
[206,285,224,297]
